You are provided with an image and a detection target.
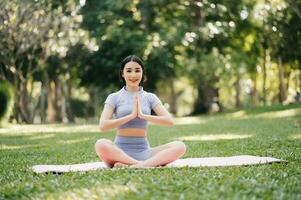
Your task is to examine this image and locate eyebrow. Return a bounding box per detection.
[125,67,141,70]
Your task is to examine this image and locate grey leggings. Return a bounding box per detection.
[114,135,153,161]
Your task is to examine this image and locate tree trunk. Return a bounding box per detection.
[13,74,21,123]
[278,56,286,103]
[169,77,177,114]
[47,79,61,123]
[285,70,291,93]
[91,88,98,120]
[18,80,32,123]
[263,49,267,105]
[194,1,205,27]
[61,89,67,123]
[193,83,218,114]
[65,82,75,123]
[251,74,258,106]
[90,87,100,120]
[235,76,241,108]
[40,83,47,123]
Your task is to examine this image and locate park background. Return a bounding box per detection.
[0,0,300,124]
[0,0,301,199]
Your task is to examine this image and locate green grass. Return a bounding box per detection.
[1,104,301,199]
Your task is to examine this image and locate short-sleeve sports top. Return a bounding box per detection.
[104,86,161,129]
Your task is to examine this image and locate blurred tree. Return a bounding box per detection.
[79,0,181,114]
[1,0,300,123]
[63,44,91,122]
[0,0,53,123]
[41,0,89,123]
[225,1,261,107]
[263,0,301,103]
[80,0,146,90]
[0,0,90,123]
[277,0,301,94]
[178,0,247,113]
[0,81,14,124]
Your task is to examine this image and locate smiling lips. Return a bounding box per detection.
[129,79,139,83]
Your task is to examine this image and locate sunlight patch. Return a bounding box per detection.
[0,144,42,150]
[28,134,55,140]
[229,110,246,118]
[176,134,252,141]
[44,184,137,199]
[57,137,90,145]
[0,138,91,150]
[256,108,301,119]
[291,134,301,139]
[174,117,206,125]
[0,124,99,135]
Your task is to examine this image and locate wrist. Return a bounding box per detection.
[129,113,137,120]
[139,113,147,120]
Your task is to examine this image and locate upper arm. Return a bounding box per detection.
[100,104,115,121]
[153,103,172,117]
[148,93,170,116]
[100,93,117,121]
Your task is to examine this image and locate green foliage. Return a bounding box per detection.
[79,0,184,91]
[0,105,300,198]
[1,0,301,119]
[70,98,94,118]
[0,81,14,123]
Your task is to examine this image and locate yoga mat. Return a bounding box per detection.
[32,155,286,174]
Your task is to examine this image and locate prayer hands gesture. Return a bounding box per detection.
[131,95,144,119]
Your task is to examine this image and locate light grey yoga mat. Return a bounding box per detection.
[32,155,286,174]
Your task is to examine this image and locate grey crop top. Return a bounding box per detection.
[104,86,162,129]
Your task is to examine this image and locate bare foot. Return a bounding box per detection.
[130,163,153,168]
[113,162,129,168]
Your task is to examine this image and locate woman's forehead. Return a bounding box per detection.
[124,61,142,69]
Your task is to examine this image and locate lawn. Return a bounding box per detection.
[0,104,300,199]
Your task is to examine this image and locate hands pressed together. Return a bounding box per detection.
[99,93,173,132]
[130,95,145,120]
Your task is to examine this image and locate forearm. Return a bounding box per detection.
[99,114,134,132]
[141,114,174,126]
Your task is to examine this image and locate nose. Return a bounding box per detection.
[130,71,137,77]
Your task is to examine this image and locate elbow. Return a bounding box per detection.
[99,126,109,132]
[168,120,174,126]
[99,121,107,132]
[99,126,105,132]
[167,116,174,126]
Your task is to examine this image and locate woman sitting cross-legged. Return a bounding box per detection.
[95,55,186,168]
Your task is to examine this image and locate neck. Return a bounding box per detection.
[125,85,140,92]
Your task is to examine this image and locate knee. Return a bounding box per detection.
[172,141,186,155]
[95,139,112,154]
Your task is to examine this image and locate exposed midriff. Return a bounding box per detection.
[117,128,146,137]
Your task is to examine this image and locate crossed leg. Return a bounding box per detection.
[95,139,139,167]
[95,139,186,168]
[130,141,186,168]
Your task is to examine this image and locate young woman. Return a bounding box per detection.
[95,55,186,168]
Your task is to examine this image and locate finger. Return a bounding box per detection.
[138,95,141,103]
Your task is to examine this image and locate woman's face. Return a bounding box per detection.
[122,61,143,87]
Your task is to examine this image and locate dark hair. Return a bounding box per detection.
[119,55,147,84]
